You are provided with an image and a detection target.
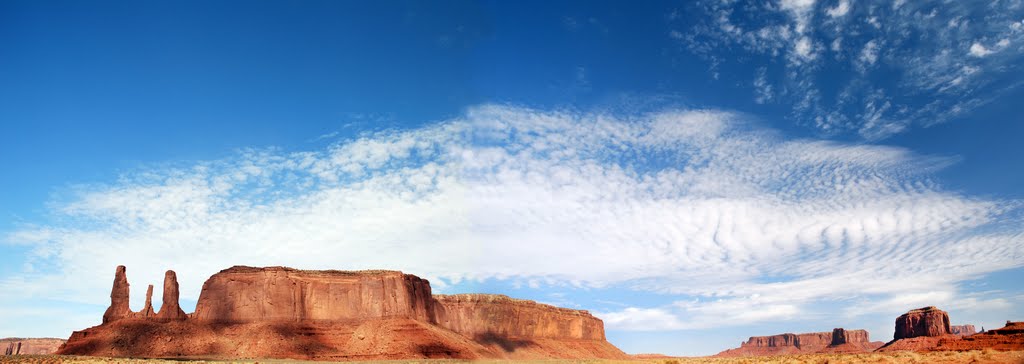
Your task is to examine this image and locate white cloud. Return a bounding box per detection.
[780,0,818,34]
[4,105,1023,331]
[754,67,774,104]
[826,0,850,18]
[970,42,993,57]
[598,307,687,331]
[671,0,1024,139]
[858,39,879,70]
[794,36,816,60]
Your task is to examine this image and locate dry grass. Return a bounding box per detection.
[1,351,1023,364]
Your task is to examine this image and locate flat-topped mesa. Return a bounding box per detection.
[831,328,870,345]
[61,265,627,360]
[878,319,1024,352]
[740,332,832,350]
[433,294,606,341]
[191,266,435,323]
[155,270,187,321]
[0,338,66,356]
[101,266,131,323]
[716,328,881,357]
[894,306,951,339]
[987,321,1024,335]
[951,324,977,336]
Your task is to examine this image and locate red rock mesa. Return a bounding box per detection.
[879,307,1024,352]
[714,328,883,357]
[58,265,626,360]
[893,306,951,339]
[1,338,66,356]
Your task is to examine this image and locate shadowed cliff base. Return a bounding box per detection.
[57,265,626,361]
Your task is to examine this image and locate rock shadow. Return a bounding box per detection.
[474,332,535,353]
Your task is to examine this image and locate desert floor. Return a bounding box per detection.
[2,351,1024,364]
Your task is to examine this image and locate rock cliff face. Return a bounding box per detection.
[715,329,882,357]
[101,265,132,323]
[831,328,869,345]
[894,306,950,339]
[0,338,66,355]
[98,266,189,322]
[878,320,1024,352]
[191,266,434,323]
[433,294,605,340]
[950,324,977,336]
[58,265,625,360]
[156,271,188,321]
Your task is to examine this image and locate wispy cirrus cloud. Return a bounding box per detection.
[672,0,1024,139]
[3,105,1022,335]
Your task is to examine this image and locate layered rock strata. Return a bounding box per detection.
[155,270,187,321]
[58,265,625,360]
[879,307,1024,352]
[715,329,883,357]
[878,320,1024,352]
[190,267,435,323]
[0,338,66,355]
[893,306,950,339]
[950,324,977,336]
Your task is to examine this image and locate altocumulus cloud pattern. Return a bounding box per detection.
[5,105,1023,330]
[673,0,1024,139]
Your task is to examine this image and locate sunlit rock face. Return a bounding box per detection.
[57,265,626,360]
[894,306,951,340]
[715,329,883,357]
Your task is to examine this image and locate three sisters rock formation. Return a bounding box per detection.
[57,265,626,360]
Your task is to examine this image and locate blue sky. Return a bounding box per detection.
[2,0,1023,356]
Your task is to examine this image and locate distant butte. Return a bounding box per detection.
[714,328,883,357]
[879,306,1024,352]
[1,338,66,356]
[57,265,626,360]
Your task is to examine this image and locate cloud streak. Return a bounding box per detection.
[672,0,1024,139]
[3,105,1023,333]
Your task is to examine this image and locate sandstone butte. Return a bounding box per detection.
[951,324,978,336]
[1,338,66,356]
[714,328,884,357]
[878,306,1024,352]
[57,265,627,361]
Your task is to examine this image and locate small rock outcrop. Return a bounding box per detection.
[58,265,626,360]
[894,306,950,339]
[0,338,66,355]
[139,285,155,317]
[715,328,882,357]
[950,324,977,336]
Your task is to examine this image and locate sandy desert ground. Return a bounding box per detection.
[3,351,1024,364]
